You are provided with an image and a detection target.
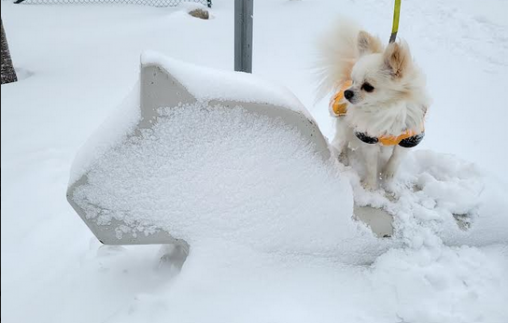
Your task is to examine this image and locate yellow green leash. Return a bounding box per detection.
[389,0,401,43]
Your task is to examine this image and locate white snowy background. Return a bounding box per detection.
[2,0,508,322]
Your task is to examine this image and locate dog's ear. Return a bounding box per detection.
[357,31,383,56]
[384,41,411,78]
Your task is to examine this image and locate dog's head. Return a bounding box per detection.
[344,31,418,108]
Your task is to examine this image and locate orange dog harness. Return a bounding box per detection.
[330,81,425,148]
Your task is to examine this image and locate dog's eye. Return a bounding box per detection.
[361,82,375,93]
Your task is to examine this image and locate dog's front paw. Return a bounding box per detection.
[362,179,378,191]
[382,168,396,181]
[382,164,400,182]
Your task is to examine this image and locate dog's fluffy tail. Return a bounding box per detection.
[314,19,362,101]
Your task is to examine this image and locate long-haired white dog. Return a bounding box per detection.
[316,20,431,190]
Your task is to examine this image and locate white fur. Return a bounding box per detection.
[315,18,362,102]
[317,19,431,190]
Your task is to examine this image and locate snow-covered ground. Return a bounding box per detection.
[2,0,508,322]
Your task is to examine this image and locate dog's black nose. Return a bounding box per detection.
[344,90,354,101]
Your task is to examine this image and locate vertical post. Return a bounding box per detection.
[234,0,253,73]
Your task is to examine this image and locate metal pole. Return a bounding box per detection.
[234,0,253,73]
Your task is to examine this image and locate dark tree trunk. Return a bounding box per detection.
[1,18,17,85]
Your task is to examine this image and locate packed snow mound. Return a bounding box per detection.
[344,149,508,248]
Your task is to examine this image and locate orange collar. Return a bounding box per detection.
[330,81,425,146]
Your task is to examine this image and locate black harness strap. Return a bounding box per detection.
[355,132,379,144]
[398,132,425,148]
